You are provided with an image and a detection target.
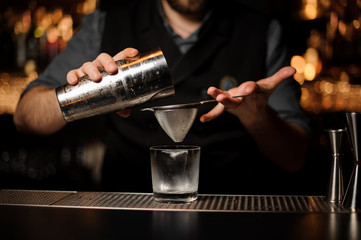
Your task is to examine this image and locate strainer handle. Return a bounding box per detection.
[199,91,265,105]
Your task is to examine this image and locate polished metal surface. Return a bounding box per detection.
[154,107,198,142]
[56,48,174,122]
[343,164,361,211]
[141,93,261,111]
[0,189,75,206]
[344,112,361,211]
[346,112,361,161]
[0,190,356,213]
[326,129,345,203]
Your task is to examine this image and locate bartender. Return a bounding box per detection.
[13,0,310,194]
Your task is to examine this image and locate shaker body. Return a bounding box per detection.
[56,48,174,122]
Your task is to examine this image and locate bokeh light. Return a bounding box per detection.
[304,63,316,81]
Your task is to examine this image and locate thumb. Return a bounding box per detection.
[258,66,296,91]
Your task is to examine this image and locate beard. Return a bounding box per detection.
[166,0,210,15]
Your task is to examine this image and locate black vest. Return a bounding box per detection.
[100,0,289,194]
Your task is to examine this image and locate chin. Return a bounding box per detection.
[166,0,210,15]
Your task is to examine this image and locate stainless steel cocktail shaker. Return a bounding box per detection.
[56,48,174,122]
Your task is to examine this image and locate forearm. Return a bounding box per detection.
[238,106,309,173]
[13,86,66,135]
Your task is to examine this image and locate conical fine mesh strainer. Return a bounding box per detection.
[154,107,198,142]
[141,93,263,142]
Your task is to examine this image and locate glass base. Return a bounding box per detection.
[153,191,198,203]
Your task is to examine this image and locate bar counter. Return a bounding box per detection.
[0,189,360,240]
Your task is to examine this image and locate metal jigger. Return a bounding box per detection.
[326,129,345,204]
[343,112,361,211]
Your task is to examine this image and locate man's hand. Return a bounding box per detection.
[14,48,140,135]
[200,66,296,122]
[66,48,140,118]
[199,66,308,173]
[66,48,139,84]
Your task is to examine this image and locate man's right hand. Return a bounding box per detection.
[66,48,139,118]
[66,48,139,85]
[14,48,139,134]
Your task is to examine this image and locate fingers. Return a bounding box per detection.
[113,48,139,61]
[207,86,243,108]
[83,53,119,82]
[66,70,82,85]
[66,48,139,85]
[258,66,296,91]
[207,86,228,99]
[66,54,113,84]
[276,66,296,80]
[81,61,103,81]
[241,81,259,95]
[80,49,139,81]
[216,95,242,108]
[200,103,225,122]
[93,53,118,74]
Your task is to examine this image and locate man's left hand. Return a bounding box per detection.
[200,66,296,122]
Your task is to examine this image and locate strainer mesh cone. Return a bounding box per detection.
[154,108,198,142]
